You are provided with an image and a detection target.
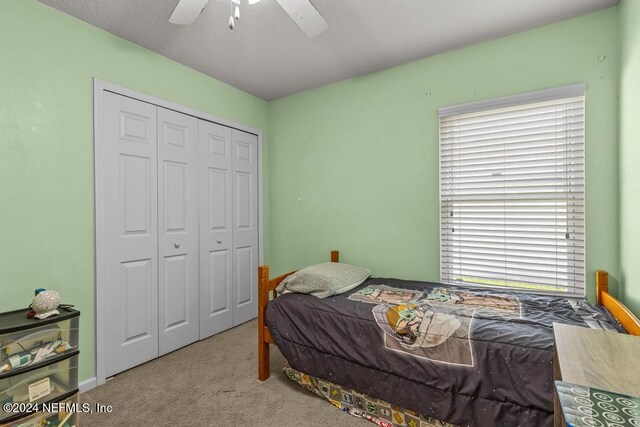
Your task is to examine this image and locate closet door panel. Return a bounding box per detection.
[158,107,199,355]
[163,254,188,327]
[232,130,259,326]
[102,92,159,377]
[199,120,234,338]
[235,246,253,306]
[208,249,231,314]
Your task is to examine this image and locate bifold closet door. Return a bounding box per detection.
[102,92,159,377]
[157,107,200,355]
[199,120,234,337]
[199,122,259,336]
[101,90,259,374]
[231,130,259,326]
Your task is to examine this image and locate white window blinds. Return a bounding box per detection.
[439,85,586,295]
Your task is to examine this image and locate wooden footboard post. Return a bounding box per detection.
[258,265,270,381]
[595,270,640,335]
[596,270,608,306]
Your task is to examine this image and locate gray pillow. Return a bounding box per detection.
[276,262,371,299]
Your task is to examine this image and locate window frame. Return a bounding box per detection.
[438,84,587,297]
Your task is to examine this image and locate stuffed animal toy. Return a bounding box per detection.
[31,290,61,319]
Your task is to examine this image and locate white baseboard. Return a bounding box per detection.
[79,377,97,393]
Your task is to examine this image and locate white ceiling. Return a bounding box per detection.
[38,0,618,101]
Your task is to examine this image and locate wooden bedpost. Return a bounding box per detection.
[258,265,270,381]
[257,250,341,381]
[596,270,608,306]
[595,270,640,335]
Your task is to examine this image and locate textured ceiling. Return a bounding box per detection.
[38,0,618,100]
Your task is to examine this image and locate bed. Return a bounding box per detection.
[257,251,640,426]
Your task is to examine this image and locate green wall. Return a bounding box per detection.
[268,8,620,303]
[0,0,631,386]
[619,0,640,316]
[0,0,269,382]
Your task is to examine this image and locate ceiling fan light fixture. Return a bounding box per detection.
[168,0,210,25]
[169,0,328,37]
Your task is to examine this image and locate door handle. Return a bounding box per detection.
[174,242,180,249]
[217,239,222,244]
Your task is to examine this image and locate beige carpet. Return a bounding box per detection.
[80,320,369,426]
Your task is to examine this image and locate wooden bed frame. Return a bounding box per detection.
[596,270,640,335]
[257,251,640,380]
[257,250,340,380]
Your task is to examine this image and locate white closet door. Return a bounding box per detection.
[232,130,259,326]
[157,108,200,355]
[102,92,159,377]
[198,120,234,338]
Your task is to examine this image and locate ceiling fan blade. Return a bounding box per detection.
[276,0,328,38]
[168,0,210,25]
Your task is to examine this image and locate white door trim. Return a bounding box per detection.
[93,78,265,386]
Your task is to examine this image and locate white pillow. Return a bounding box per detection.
[276,262,371,299]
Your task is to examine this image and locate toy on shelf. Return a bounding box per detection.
[29,290,61,320]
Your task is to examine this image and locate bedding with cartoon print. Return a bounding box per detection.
[265,277,624,427]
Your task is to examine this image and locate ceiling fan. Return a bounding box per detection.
[168,0,329,37]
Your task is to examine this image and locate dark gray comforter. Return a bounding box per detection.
[266,277,624,427]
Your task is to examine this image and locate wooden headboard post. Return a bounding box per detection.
[257,250,340,381]
[257,265,271,381]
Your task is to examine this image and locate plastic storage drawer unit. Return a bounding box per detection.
[0,308,79,376]
[0,354,79,422]
[0,307,80,424]
[0,392,79,427]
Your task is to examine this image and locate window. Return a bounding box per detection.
[439,84,586,295]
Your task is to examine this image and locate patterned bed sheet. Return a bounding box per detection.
[283,363,456,427]
[267,277,625,426]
